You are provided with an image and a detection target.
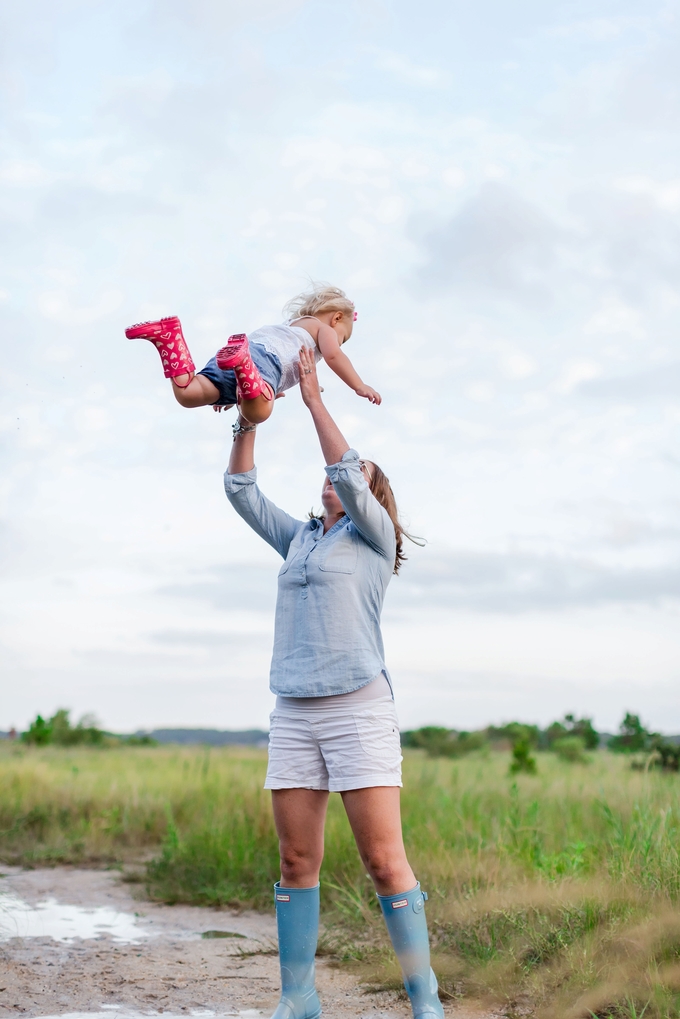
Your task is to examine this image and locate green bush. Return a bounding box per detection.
[509,738,537,774]
[488,722,540,748]
[553,735,588,763]
[21,709,105,747]
[19,709,152,748]
[21,714,53,746]
[401,726,487,758]
[543,714,599,751]
[609,713,657,754]
[650,737,680,772]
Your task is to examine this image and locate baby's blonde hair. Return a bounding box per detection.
[283,283,355,323]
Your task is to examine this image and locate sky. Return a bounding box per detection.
[1,0,679,734]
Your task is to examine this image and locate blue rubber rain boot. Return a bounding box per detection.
[377,883,444,1019]
[271,882,322,1019]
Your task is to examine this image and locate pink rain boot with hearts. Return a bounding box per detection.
[125,316,195,385]
[216,334,273,401]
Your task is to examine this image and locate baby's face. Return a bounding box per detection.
[336,315,354,345]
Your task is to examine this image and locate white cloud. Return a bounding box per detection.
[373,50,449,88]
[38,289,124,325]
[584,296,645,338]
[557,360,602,394]
[465,382,495,403]
[0,160,51,186]
[401,159,430,179]
[281,137,391,187]
[441,165,465,188]
[547,16,644,42]
[273,252,300,270]
[501,351,538,379]
[374,196,404,223]
[43,345,76,363]
[614,175,680,213]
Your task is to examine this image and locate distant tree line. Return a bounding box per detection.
[402,712,680,773]
[19,710,156,747]
[13,708,680,774]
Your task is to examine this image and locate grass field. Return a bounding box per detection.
[1,742,679,1019]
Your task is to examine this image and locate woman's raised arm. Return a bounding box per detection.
[297,346,350,465]
[224,416,302,559]
[297,347,395,562]
[228,415,257,474]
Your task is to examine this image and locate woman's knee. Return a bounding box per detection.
[362,847,410,888]
[279,845,323,883]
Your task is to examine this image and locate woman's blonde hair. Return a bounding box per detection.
[367,462,423,575]
[284,283,355,323]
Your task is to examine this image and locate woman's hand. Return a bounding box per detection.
[297,346,350,464]
[298,346,323,407]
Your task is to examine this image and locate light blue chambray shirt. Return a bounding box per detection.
[223,448,396,697]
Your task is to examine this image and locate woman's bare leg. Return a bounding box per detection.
[271,789,329,887]
[341,787,416,895]
[171,373,223,408]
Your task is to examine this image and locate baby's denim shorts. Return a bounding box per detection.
[197,343,283,406]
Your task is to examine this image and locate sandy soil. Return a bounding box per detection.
[0,868,498,1019]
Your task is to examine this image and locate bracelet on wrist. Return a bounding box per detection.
[232,418,257,441]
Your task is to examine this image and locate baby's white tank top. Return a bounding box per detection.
[248,323,322,393]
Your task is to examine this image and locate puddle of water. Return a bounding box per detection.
[0,893,154,944]
[31,1012,262,1019]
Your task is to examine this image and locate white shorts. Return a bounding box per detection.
[265,675,403,792]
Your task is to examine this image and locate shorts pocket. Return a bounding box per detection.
[353,710,401,759]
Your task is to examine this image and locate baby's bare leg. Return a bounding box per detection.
[172,373,222,408]
[237,388,277,425]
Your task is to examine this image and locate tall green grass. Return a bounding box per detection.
[1,743,679,1017]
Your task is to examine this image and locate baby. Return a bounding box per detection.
[125,284,381,431]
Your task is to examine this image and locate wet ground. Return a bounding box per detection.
[0,868,495,1019]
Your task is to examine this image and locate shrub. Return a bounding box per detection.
[609,713,657,754]
[542,714,599,751]
[650,737,680,772]
[509,738,537,774]
[21,714,53,746]
[565,714,599,750]
[553,735,589,763]
[488,722,540,748]
[401,727,487,758]
[21,709,105,747]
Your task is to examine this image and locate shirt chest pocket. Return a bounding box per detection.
[318,534,358,574]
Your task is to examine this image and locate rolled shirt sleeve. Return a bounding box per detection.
[325,449,396,563]
[224,467,303,559]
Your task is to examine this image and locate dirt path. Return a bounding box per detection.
[0,868,496,1019]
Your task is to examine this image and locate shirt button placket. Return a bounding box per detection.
[300,552,309,600]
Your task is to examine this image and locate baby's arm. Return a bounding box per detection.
[316,325,382,405]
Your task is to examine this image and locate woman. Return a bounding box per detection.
[224,346,443,1019]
